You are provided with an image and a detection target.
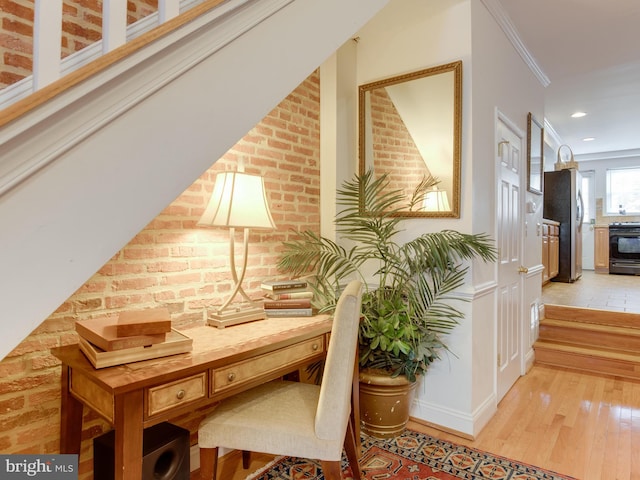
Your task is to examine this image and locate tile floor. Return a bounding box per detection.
[541,269,640,313]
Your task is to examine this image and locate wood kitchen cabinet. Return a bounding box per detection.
[549,230,559,278]
[542,220,560,284]
[594,225,609,273]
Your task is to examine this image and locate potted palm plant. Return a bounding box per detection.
[278,170,496,438]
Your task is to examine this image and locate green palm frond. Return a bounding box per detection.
[407,175,440,211]
[277,169,497,381]
[335,171,403,248]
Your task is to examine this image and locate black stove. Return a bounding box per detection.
[609,223,640,275]
[610,222,640,227]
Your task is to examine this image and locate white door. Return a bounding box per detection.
[496,115,524,401]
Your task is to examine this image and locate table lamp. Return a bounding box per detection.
[423,187,450,212]
[198,171,275,328]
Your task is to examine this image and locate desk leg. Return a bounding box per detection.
[113,390,144,480]
[59,364,83,454]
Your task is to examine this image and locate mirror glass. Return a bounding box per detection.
[358,61,462,218]
[527,112,543,195]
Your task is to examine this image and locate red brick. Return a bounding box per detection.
[2,17,32,37]
[2,0,35,21]
[0,70,25,86]
[62,21,101,42]
[75,280,108,294]
[16,422,59,445]
[103,296,130,309]
[112,263,146,275]
[7,337,59,357]
[62,3,79,16]
[3,51,30,71]
[123,246,170,259]
[0,70,321,460]
[170,246,207,257]
[0,395,25,414]
[28,387,61,407]
[32,317,76,335]
[0,372,58,395]
[72,298,103,311]
[146,261,189,273]
[119,293,154,304]
[112,277,158,291]
[161,273,202,286]
[154,290,177,301]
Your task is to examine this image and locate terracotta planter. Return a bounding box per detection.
[358,369,418,439]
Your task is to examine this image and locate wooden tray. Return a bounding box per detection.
[76,316,166,351]
[116,307,172,336]
[78,329,192,369]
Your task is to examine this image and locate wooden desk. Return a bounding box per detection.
[52,315,333,480]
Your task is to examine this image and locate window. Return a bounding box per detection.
[606,167,640,215]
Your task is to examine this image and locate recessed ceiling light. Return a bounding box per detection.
[571,112,587,118]
[583,137,595,142]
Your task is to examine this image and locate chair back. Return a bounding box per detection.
[314,280,363,440]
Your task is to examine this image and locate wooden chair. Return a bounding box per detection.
[198,280,363,480]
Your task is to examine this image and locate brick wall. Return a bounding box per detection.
[1,0,160,88]
[0,70,321,479]
[370,87,431,201]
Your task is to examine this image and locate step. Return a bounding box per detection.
[534,339,640,380]
[539,318,640,353]
[544,304,640,328]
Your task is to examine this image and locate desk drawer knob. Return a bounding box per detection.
[312,343,319,351]
[227,373,236,382]
[176,389,186,400]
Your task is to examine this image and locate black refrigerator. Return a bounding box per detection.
[543,169,584,282]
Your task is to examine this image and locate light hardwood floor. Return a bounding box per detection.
[413,365,640,480]
[195,271,640,480]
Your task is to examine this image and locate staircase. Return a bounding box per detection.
[534,304,640,380]
[0,0,390,360]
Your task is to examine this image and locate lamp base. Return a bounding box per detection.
[207,305,265,329]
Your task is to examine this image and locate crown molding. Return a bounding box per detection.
[576,148,640,162]
[543,119,563,149]
[480,0,550,88]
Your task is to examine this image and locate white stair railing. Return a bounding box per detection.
[1,0,202,110]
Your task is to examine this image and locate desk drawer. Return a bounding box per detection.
[211,335,325,396]
[146,372,207,417]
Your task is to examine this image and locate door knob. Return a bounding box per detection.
[518,266,529,274]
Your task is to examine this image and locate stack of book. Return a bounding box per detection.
[261,279,314,317]
[75,307,192,368]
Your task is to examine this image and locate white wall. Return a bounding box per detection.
[338,0,546,436]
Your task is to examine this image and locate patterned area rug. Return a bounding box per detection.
[246,429,576,480]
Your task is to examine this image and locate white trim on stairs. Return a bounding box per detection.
[0,0,293,196]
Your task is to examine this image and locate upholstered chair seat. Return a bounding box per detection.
[198,280,363,480]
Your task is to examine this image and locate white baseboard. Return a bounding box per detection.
[411,392,497,438]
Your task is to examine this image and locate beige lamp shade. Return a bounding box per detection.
[197,172,276,230]
[423,188,450,212]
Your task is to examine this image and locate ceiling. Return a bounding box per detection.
[496,0,640,157]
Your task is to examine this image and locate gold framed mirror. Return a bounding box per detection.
[358,61,462,218]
